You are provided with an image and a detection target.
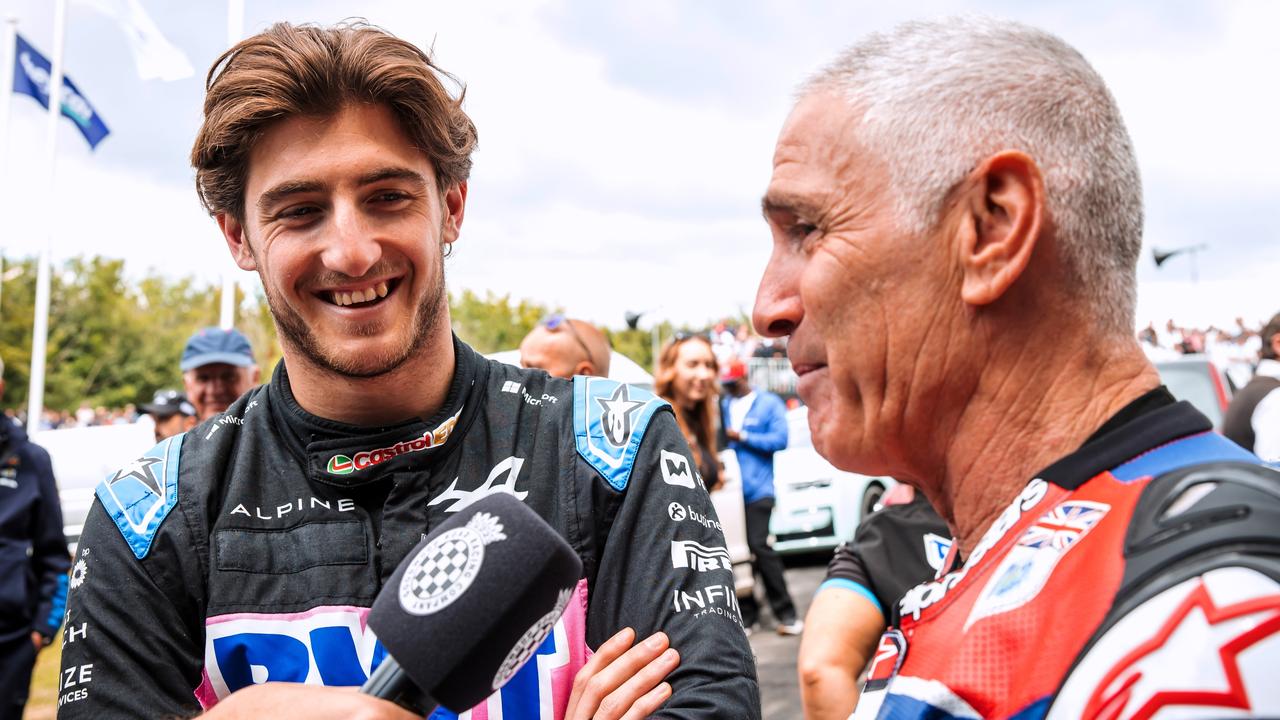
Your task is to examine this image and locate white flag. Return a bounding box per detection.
[75,0,193,81]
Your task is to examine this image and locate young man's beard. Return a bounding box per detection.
[263,258,447,380]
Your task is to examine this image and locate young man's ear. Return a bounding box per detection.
[954,150,1045,307]
[217,213,257,271]
[441,182,468,247]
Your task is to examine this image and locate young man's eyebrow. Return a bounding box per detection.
[356,166,430,189]
[257,180,327,212]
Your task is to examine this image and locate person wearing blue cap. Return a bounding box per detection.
[180,327,259,420]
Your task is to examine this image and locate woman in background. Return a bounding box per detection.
[654,334,722,492]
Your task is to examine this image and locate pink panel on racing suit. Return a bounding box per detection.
[194,578,591,718]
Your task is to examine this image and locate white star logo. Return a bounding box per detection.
[109,456,163,496]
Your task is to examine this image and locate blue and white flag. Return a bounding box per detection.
[12,33,111,149]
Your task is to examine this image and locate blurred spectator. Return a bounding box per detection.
[140,390,198,443]
[720,359,801,636]
[0,357,70,719]
[181,327,260,421]
[798,486,950,718]
[654,335,723,492]
[74,402,94,427]
[519,315,611,379]
[1223,312,1280,462]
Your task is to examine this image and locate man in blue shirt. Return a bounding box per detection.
[720,360,801,635]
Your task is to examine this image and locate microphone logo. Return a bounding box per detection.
[399,512,508,616]
[492,586,576,690]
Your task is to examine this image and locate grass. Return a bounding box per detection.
[25,640,60,720]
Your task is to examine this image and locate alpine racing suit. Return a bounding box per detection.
[854,387,1280,719]
[58,339,761,718]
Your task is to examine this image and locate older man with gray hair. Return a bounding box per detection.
[754,17,1280,717]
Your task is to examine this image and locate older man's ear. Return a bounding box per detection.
[954,150,1045,308]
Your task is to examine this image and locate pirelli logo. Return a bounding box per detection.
[670,540,732,572]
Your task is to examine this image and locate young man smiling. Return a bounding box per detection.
[60,22,758,720]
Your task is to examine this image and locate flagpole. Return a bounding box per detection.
[27,0,67,434]
[218,0,244,330]
[0,17,17,321]
[0,17,17,179]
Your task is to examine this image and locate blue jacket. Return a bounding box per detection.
[722,390,789,505]
[0,419,69,643]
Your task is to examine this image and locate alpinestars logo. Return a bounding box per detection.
[671,540,732,572]
[596,383,644,447]
[399,512,507,616]
[326,408,461,475]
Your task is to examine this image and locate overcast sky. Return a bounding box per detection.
[2,0,1277,331]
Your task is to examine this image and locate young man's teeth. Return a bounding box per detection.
[331,286,386,306]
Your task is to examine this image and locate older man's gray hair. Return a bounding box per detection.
[802,16,1143,334]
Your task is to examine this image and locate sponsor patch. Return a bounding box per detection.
[399,512,506,616]
[573,377,666,492]
[325,408,461,477]
[69,559,87,590]
[95,433,183,560]
[862,628,907,696]
[965,500,1109,629]
[429,456,530,513]
[923,533,952,574]
[671,540,732,572]
[667,502,723,531]
[660,450,695,489]
[671,582,742,624]
[200,581,593,717]
[899,479,1048,621]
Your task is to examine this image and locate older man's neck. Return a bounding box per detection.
[931,337,1160,558]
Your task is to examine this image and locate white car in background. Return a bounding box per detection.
[768,406,897,555]
[36,422,155,551]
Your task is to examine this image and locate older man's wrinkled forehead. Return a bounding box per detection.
[764,92,885,222]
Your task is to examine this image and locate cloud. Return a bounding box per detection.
[4,0,1276,333]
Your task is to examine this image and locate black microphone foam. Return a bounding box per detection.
[367,492,583,712]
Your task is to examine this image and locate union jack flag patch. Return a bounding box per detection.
[1018,500,1109,551]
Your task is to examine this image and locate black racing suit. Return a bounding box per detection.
[59,339,760,718]
[820,494,951,617]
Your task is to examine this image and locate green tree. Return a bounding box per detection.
[448,289,549,354]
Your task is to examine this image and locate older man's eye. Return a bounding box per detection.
[788,223,818,241]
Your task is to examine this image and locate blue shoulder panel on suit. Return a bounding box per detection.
[573,377,667,491]
[1110,432,1257,483]
[95,432,184,560]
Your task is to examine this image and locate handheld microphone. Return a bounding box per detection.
[361,493,583,715]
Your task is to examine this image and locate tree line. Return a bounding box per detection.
[0,255,664,413]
